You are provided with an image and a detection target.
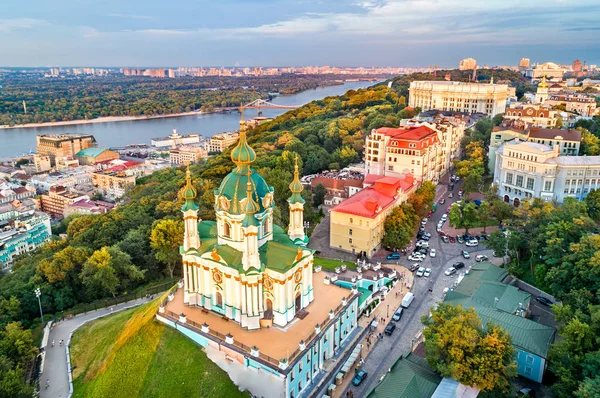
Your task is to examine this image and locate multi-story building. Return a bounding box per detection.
[205,132,240,153]
[36,134,96,165]
[525,62,565,80]
[489,121,581,173]
[365,120,465,184]
[504,103,558,128]
[40,185,89,219]
[330,174,416,257]
[33,154,52,172]
[63,199,115,217]
[494,138,600,205]
[309,177,364,206]
[519,58,531,71]
[0,212,51,269]
[0,185,36,205]
[151,129,201,148]
[75,148,120,165]
[91,160,144,200]
[544,92,597,117]
[458,58,477,70]
[29,166,94,193]
[169,146,207,165]
[409,81,508,116]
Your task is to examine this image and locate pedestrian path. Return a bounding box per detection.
[40,297,152,398]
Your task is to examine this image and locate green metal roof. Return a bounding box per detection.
[214,167,274,215]
[367,353,441,398]
[357,287,372,308]
[452,262,508,297]
[76,147,106,158]
[198,221,217,239]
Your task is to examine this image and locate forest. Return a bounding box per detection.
[0,74,383,126]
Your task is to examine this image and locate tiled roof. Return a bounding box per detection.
[376,125,437,141]
[528,127,582,142]
[367,352,441,398]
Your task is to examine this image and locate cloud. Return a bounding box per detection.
[0,18,47,32]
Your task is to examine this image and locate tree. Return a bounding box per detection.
[422,303,516,392]
[150,219,184,278]
[477,201,491,233]
[313,184,326,208]
[585,189,600,221]
[580,129,600,156]
[409,181,436,218]
[0,322,37,368]
[487,229,507,257]
[382,205,419,250]
[449,202,478,234]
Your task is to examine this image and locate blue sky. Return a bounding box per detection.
[1,0,599,67]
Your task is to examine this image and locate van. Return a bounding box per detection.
[465,239,478,247]
[402,292,415,308]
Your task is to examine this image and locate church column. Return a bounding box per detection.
[240,282,247,316]
[258,283,264,313]
[246,284,254,317]
[252,284,259,316]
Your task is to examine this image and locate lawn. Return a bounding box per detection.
[70,296,248,398]
[313,256,357,271]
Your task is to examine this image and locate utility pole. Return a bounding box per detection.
[35,288,44,327]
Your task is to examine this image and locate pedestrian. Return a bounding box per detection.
[59,339,63,346]
[51,339,55,347]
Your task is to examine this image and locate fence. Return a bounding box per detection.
[54,281,175,322]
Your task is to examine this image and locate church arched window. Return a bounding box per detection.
[224,221,231,238]
[215,291,223,307]
[263,219,270,236]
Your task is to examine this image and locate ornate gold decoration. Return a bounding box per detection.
[295,247,303,262]
[212,268,223,284]
[294,268,303,283]
[263,275,274,291]
[219,195,231,211]
[211,247,221,262]
[262,192,273,208]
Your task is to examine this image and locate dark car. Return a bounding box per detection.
[392,308,404,321]
[449,236,456,243]
[463,234,472,241]
[384,323,396,336]
[417,247,428,254]
[453,262,465,269]
[536,296,554,307]
[449,184,454,190]
[417,234,430,241]
[516,387,536,397]
[352,369,368,386]
[386,252,401,260]
[481,234,489,240]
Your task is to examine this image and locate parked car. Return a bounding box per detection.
[457,236,465,244]
[417,247,428,255]
[462,250,470,259]
[536,296,554,307]
[445,207,451,214]
[427,211,433,218]
[465,239,479,247]
[408,254,424,262]
[475,255,488,262]
[444,267,457,276]
[458,190,464,197]
[416,267,425,277]
[430,249,437,257]
[421,218,428,226]
[481,234,489,240]
[417,234,430,241]
[410,263,420,272]
[439,198,446,205]
[392,308,404,321]
[448,192,454,198]
[441,214,448,222]
[416,241,429,248]
[449,236,456,243]
[516,387,536,397]
[384,323,396,336]
[352,369,368,386]
[449,184,454,190]
[453,262,465,269]
[421,232,432,238]
[441,236,450,243]
[424,268,432,277]
[387,252,401,260]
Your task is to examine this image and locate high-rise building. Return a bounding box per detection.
[519,58,531,70]
[572,59,582,72]
[409,81,508,116]
[458,58,477,70]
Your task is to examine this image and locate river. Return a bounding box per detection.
[0,81,375,158]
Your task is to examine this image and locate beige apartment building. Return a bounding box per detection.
[544,92,597,117]
[459,58,477,70]
[329,175,415,257]
[36,134,96,165]
[169,146,207,165]
[40,185,88,219]
[504,103,558,128]
[205,132,240,153]
[409,81,508,116]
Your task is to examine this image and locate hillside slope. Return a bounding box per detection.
[70,296,248,398]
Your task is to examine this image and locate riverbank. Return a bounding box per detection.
[0,111,209,130]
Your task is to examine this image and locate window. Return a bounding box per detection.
[349,229,353,236]
[526,355,534,365]
[215,291,223,307]
[516,175,524,187]
[526,178,534,190]
[524,366,532,376]
[349,218,353,224]
[349,238,352,244]
[306,373,310,382]
[223,221,231,238]
[388,165,393,171]
[506,173,513,185]
[544,181,552,191]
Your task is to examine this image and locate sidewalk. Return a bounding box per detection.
[331,263,414,397]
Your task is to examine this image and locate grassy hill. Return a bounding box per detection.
[70,295,248,398]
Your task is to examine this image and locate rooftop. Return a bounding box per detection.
[76,148,108,158]
[38,133,95,141]
[529,127,582,142]
[547,156,600,166]
[164,271,353,360]
[375,125,437,141]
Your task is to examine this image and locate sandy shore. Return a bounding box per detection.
[0,111,206,130]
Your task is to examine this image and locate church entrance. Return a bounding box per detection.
[295,291,302,312]
[264,299,273,320]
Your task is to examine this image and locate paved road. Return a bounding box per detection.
[40,298,151,398]
[344,179,497,397]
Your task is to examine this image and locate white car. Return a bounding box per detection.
[430,249,437,258]
[424,268,432,277]
[421,218,428,226]
[416,241,429,248]
[408,254,424,262]
[441,214,448,222]
[416,267,425,277]
[465,239,479,247]
[445,267,457,276]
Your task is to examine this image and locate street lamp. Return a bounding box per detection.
[303,221,310,232]
[34,287,44,327]
[387,304,389,318]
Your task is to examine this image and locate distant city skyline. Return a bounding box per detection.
[1,0,599,67]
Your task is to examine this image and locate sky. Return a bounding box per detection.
[1,0,599,67]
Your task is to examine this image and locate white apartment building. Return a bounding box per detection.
[494,139,600,205]
[169,146,207,165]
[205,132,240,153]
[544,92,597,117]
[504,103,558,128]
[409,81,508,116]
